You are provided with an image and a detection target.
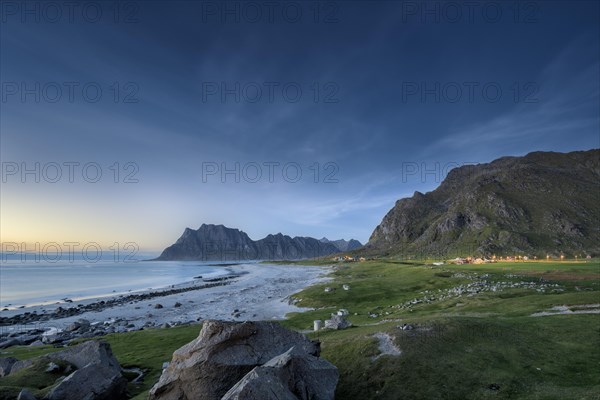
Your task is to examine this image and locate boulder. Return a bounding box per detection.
[45,341,127,399]
[324,314,351,330]
[149,320,321,400]
[66,322,82,332]
[42,333,65,344]
[17,389,37,400]
[9,340,127,400]
[65,319,91,333]
[46,340,121,370]
[8,359,35,375]
[222,346,338,400]
[0,338,20,349]
[46,361,61,372]
[46,361,127,400]
[0,356,17,377]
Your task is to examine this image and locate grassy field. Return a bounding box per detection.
[1,260,599,399]
[0,324,201,399]
[281,260,600,400]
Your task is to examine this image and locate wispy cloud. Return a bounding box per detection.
[425,35,600,158]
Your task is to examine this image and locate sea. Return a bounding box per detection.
[0,253,242,309]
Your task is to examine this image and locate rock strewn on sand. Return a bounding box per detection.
[0,264,332,350]
[0,281,234,326]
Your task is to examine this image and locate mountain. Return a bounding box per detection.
[319,238,363,252]
[366,150,600,257]
[156,224,256,261]
[255,233,339,260]
[155,224,341,261]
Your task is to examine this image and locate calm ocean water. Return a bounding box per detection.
[0,257,238,308]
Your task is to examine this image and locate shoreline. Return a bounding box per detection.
[0,262,241,310]
[0,263,332,344]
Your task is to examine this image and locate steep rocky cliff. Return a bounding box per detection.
[367,150,600,257]
[155,224,342,261]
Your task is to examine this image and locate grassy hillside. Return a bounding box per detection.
[2,259,599,399]
[368,150,600,257]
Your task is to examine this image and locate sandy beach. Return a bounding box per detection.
[0,263,332,336]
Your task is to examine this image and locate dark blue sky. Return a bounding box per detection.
[1,1,599,250]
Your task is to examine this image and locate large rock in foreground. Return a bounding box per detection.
[45,341,127,400]
[222,346,338,400]
[149,320,336,400]
[0,356,17,377]
[3,340,127,400]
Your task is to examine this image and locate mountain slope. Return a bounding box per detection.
[256,234,339,260]
[155,224,341,261]
[156,224,257,261]
[319,238,363,252]
[367,149,600,257]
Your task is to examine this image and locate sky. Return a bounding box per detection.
[1,0,599,254]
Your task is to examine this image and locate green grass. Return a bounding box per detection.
[1,260,599,399]
[1,324,201,399]
[304,315,600,400]
[0,358,74,400]
[282,260,600,399]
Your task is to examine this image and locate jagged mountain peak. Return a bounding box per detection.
[156,225,341,261]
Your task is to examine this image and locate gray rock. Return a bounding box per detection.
[0,356,17,377]
[324,314,352,330]
[65,319,90,333]
[222,346,338,400]
[66,322,82,332]
[8,359,35,375]
[17,389,37,400]
[42,334,64,344]
[0,338,20,349]
[154,304,164,309]
[48,340,121,370]
[46,361,61,372]
[10,340,127,400]
[149,320,320,400]
[47,361,127,400]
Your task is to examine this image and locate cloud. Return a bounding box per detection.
[425,34,600,157]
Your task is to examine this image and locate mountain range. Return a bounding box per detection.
[365,149,600,257]
[319,237,363,252]
[154,224,362,261]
